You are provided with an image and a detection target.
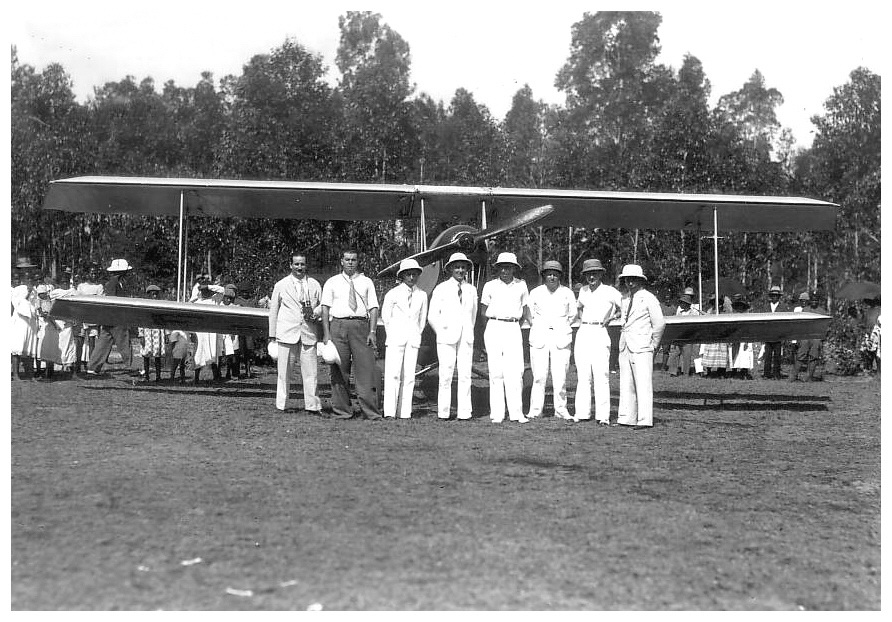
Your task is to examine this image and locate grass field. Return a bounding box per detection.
[9,361,881,610]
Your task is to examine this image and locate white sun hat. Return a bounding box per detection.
[107,258,133,272]
[396,258,423,277]
[493,252,521,268]
[319,340,341,365]
[267,341,279,361]
[618,264,647,281]
[443,252,472,270]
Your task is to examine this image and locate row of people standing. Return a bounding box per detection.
[269,249,666,429]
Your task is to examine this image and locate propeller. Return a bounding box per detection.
[377,204,554,277]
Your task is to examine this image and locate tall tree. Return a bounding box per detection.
[796,67,881,285]
[11,48,91,274]
[217,38,338,180]
[503,85,548,187]
[716,69,784,160]
[555,11,672,188]
[335,11,415,182]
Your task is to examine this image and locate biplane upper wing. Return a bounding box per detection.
[43,176,837,231]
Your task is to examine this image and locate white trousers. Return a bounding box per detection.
[276,341,320,412]
[574,325,612,421]
[436,340,473,419]
[483,321,524,421]
[528,342,571,418]
[618,347,654,427]
[383,343,420,418]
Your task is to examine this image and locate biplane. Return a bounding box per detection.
[44,176,836,365]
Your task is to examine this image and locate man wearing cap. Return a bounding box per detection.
[790,292,823,381]
[321,248,381,420]
[667,288,703,377]
[617,264,666,430]
[757,285,789,379]
[381,259,429,419]
[87,258,135,376]
[573,258,622,424]
[480,251,531,423]
[269,253,323,413]
[526,260,577,420]
[428,252,478,420]
[138,284,168,382]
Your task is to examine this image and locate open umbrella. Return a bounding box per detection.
[835,281,881,300]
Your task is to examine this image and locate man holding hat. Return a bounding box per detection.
[480,251,531,423]
[526,260,577,420]
[87,258,134,376]
[573,258,622,424]
[269,253,323,413]
[321,248,382,420]
[381,259,429,418]
[617,264,665,430]
[757,285,789,379]
[428,252,478,420]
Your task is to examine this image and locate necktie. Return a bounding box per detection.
[348,277,358,312]
[299,279,306,303]
[457,281,463,305]
[625,293,635,323]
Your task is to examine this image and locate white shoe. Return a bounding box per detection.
[526,412,540,419]
[512,416,530,424]
[490,418,504,423]
[555,412,573,420]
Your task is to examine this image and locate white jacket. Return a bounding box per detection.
[428,278,477,345]
[382,283,428,347]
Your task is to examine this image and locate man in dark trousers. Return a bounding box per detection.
[758,285,789,379]
[321,249,382,420]
[86,258,134,376]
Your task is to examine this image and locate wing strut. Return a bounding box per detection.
[177,191,185,301]
[713,206,720,314]
[420,198,427,251]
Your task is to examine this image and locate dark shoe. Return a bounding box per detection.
[632,425,651,431]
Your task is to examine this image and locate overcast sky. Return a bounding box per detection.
[10,1,887,150]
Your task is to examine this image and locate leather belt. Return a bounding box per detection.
[334,316,368,321]
[491,317,519,322]
[581,321,605,325]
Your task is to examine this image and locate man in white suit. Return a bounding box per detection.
[526,260,577,420]
[268,253,322,413]
[381,259,429,418]
[428,252,478,420]
[617,264,666,430]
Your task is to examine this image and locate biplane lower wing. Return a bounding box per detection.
[51,297,831,346]
[653,312,831,344]
[50,296,268,335]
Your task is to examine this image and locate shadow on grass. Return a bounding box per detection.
[654,389,830,412]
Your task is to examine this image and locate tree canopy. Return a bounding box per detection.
[10,12,880,311]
